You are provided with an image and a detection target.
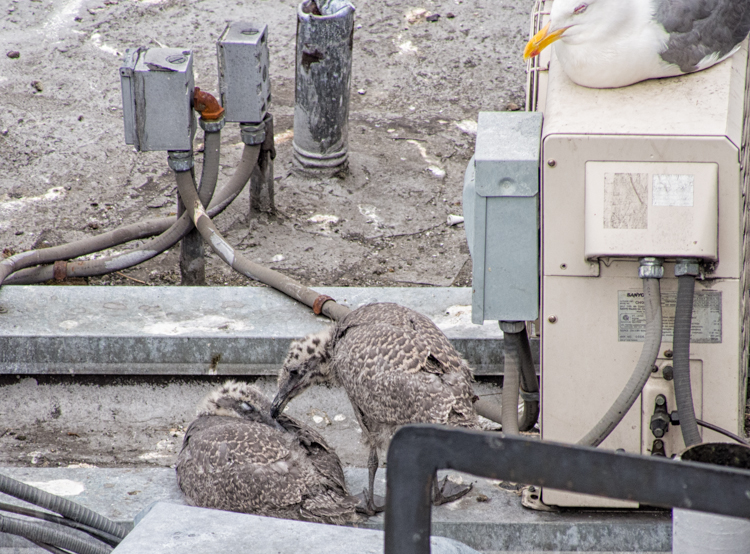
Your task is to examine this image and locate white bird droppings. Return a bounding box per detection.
[25,479,85,496]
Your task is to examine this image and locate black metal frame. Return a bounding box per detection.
[384,425,750,554]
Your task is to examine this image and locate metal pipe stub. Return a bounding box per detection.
[293,0,355,175]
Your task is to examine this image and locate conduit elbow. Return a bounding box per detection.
[193,87,225,121]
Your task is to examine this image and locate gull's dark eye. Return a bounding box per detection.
[574,3,588,14]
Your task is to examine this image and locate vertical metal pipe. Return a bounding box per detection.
[293,0,355,174]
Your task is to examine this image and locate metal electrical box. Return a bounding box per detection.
[525,0,750,508]
[217,21,271,124]
[120,48,196,152]
[464,111,542,324]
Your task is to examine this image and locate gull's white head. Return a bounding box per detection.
[524,0,627,59]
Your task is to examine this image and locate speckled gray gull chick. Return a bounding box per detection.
[524,0,750,88]
[270,303,481,515]
[176,380,360,525]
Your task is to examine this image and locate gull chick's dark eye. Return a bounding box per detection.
[574,3,588,14]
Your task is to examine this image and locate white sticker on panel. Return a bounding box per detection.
[603,172,649,229]
[652,174,694,207]
[618,289,721,343]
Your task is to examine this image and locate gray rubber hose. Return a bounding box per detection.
[4,144,259,285]
[174,168,351,322]
[579,277,662,447]
[673,274,702,447]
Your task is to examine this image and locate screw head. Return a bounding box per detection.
[548,315,557,323]
[560,263,567,270]
[664,350,673,359]
[166,54,187,64]
[241,28,260,35]
[547,159,556,167]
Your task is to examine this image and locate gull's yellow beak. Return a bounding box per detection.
[523,22,568,60]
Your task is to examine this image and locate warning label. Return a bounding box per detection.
[618,290,722,343]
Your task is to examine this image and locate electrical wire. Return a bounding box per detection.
[696,419,750,446]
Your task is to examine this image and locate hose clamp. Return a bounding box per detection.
[240,122,266,145]
[167,150,194,172]
[199,117,226,133]
[674,258,700,277]
[499,321,526,334]
[638,257,664,279]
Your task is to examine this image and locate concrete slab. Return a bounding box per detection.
[0,467,671,553]
[0,286,539,376]
[114,502,480,554]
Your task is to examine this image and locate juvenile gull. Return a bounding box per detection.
[176,380,360,525]
[524,0,750,88]
[270,303,480,514]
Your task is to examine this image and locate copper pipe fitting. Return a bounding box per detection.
[193,87,225,121]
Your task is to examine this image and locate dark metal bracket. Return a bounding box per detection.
[384,425,750,554]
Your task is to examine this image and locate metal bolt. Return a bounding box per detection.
[528,486,536,492]
[548,315,557,323]
[653,428,664,438]
[662,365,674,381]
[651,365,659,373]
[664,350,673,359]
[547,159,556,167]
[655,394,666,407]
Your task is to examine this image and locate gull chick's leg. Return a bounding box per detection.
[432,470,473,506]
[355,446,385,515]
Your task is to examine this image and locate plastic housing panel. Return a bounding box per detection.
[584,161,718,260]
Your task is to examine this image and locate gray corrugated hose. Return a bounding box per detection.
[579,264,663,447]
[0,514,111,554]
[499,321,525,435]
[0,473,126,540]
[673,266,702,447]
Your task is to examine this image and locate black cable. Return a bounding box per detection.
[28,539,71,554]
[0,502,121,547]
[696,419,750,446]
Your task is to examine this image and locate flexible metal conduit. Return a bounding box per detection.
[499,321,524,435]
[0,501,121,547]
[579,259,663,447]
[517,325,540,431]
[673,260,702,447]
[0,514,111,554]
[3,143,259,286]
[0,474,126,540]
[173,165,351,321]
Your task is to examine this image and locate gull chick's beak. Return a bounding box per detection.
[524,22,568,60]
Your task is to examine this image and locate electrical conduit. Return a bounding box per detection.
[673,259,702,447]
[579,258,663,447]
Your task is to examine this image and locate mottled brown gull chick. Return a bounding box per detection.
[176,380,360,524]
[270,303,480,514]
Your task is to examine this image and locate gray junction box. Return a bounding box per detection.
[217,22,271,124]
[464,111,542,324]
[120,48,196,152]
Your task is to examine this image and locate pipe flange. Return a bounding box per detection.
[639,257,664,279]
[313,294,335,315]
[675,258,700,277]
[240,122,266,145]
[167,151,194,172]
[499,321,526,334]
[199,117,226,133]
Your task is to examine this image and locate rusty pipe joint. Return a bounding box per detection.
[194,87,225,121]
[168,150,194,172]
